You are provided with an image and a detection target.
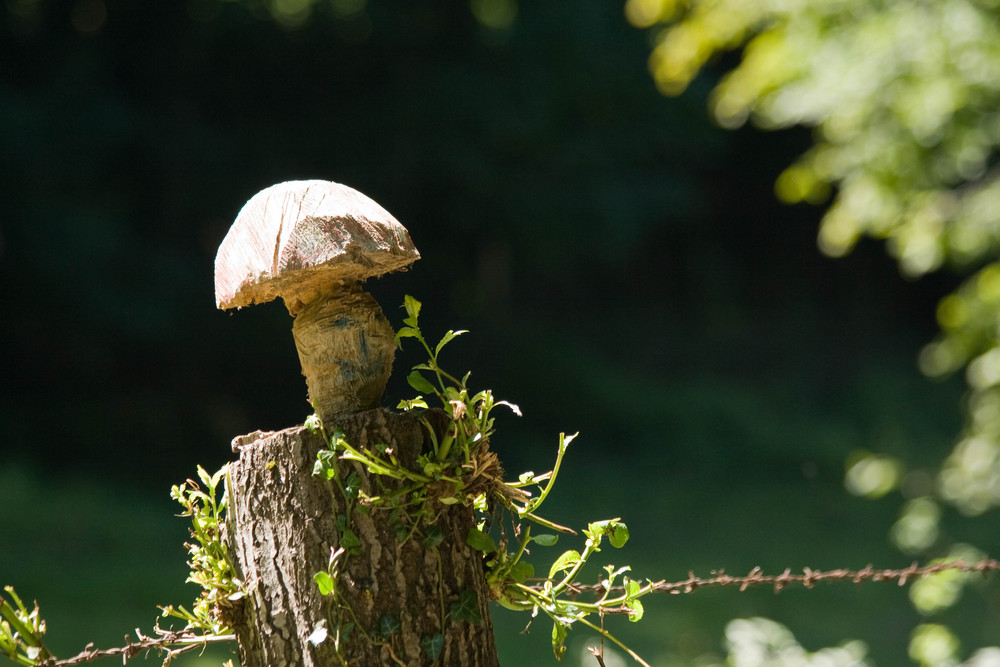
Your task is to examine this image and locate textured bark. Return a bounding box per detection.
[226,408,500,667]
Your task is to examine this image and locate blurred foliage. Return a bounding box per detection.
[633,0,1000,271]
[631,0,1000,662]
[714,617,870,667]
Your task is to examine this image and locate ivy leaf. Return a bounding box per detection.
[339,526,361,554]
[304,413,322,432]
[466,527,497,554]
[449,589,482,625]
[313,449,337,479]
[343,471,361,499]
[421,633,444,660]
[379,614,401,638]
[422,525,444,549]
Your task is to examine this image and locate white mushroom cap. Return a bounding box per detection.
[215,180,420,314]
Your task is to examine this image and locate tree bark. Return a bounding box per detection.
[226,408,500,667]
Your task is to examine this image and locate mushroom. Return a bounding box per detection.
[214,180,419,422]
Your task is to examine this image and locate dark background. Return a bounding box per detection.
[2,2,992,665]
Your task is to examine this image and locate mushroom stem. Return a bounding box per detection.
[291,283,396,422]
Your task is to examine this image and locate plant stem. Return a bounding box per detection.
[519,433,575,516]
[575,616,652,667]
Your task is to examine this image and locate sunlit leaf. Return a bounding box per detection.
[548,549,581,579]
[551,620,568,660]
[434,329,468,356]
[466,527,497,554]
[407,371,437,394]
[313,571,335,596]
[608,521,630,548]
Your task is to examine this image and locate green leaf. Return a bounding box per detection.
[551,621,568,660]
[585,519,609,540]
[420,633,444,660]
[449,589,482,625]
[626,597,645,622]
[533,533,559,547]
[313,571,335,596]
[344,471,361,499]
[608,521,630,548]
[434,329,468,356]
[548,549,581,579]
[397,397,430,411]
[209,464,228,491]
[304,413,322,432]
[339,527,361,553]
[422,525,444,549]
[407,371,437,394]
[402,295,422,325]
[395,326,419,340]
[508,560,534,583]
[379,614,401,638]
[466,527,497,554]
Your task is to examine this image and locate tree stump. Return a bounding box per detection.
[226,408,500,666]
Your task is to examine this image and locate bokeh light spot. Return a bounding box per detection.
[909,623,960,667]
[845,451,904,498]
[470,0,517,30]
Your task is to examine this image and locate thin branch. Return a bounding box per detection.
[547,558,1000,599]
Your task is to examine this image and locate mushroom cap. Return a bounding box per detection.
[215,180,420,313]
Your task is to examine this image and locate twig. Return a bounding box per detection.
[588,645,607,667]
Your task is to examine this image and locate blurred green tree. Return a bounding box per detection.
[628,0,1000,662]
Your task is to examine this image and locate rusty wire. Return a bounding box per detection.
[544,558,1000,601]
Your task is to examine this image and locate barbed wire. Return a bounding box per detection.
[547,558,1000,602]
[23,559,1000,663]
[35,626,234,667]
